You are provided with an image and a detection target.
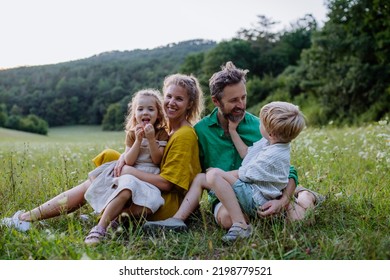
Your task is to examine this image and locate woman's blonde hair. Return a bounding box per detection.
[124,89,166,132]
[260,101,306,143]
[163,73,204,125]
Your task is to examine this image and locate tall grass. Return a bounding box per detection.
[0,122,389,260]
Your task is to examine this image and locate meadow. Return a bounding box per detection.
[0,123,389,260]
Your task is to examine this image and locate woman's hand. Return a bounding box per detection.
[114,155,126,177]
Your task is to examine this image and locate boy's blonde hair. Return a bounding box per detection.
[260,101,306,143]
[125,89,166,132]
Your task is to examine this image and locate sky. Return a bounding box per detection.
[0,0,329,69]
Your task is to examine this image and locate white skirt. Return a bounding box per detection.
[84,161,164,214]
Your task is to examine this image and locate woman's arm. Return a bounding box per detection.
[120,165,173,192]
[114,150,127,177]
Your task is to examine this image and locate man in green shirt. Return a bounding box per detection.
[143,61,324,233]
[194,106,299,215]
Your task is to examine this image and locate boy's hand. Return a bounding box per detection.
[257,200,284,218]
[228,114,244,133]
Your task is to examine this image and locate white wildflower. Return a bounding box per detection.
[335,192,343,198]
[376,151,385,160]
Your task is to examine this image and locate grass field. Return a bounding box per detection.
[0,123,389,260]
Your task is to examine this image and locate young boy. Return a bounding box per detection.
[205,101,306,242]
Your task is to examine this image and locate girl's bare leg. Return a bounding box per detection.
[122,203,152,218]
[97,190,134,229]
[19,179,92,222]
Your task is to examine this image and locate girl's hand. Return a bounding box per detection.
[135,124,144,141]
[143,123,155,141]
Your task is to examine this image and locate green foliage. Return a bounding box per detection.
[0,103,8,126]
[1,109,48,135]
[0,40,216,128]
[102,103,126,131]
[1,1,388,129]
[280,0,390,126]
[1,124,389,259]
[19,114,49,135]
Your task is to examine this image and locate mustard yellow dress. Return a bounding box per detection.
[89,125,201,221]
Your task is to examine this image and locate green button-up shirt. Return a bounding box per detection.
[194,107,261,172]
[194,108,298,208]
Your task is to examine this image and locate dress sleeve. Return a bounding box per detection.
[159,127,200,192]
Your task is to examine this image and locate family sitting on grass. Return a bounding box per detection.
[1,61,325,244]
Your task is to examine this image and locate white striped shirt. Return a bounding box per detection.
[239,138,290,203]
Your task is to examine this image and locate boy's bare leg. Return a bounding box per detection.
[215,205,233,229]
[206,168,247,226]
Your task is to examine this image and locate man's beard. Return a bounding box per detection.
[223,108,245,122]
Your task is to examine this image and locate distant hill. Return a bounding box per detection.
[0,39,216,127]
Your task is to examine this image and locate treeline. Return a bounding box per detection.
[0,39,216,134]
[0,0,388,135]
[179,0,389,126]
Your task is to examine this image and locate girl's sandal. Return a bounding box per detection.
[84,225,106,245]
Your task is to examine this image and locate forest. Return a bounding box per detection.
[0,0,388,135]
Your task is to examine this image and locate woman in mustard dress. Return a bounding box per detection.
[1,73,204,234]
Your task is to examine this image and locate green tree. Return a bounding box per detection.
[102,103,126,131]
[19,114,48,135]
[0,103,7,127]
[281,0,390,125]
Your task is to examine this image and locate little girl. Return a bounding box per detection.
[84,89,169,244]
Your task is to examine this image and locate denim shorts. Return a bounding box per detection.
[232,179,267,218]
[211,179,267,219]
